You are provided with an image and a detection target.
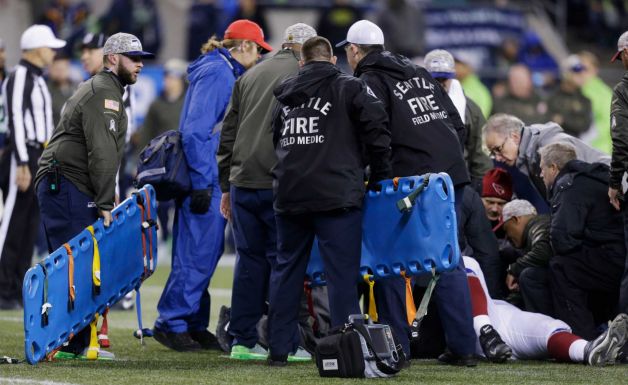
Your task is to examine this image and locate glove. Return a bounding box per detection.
[190,189,211,214]
[366,178,382,192]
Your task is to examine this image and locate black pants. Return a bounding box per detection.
[0,148,41,303]
[519,266,553,316]
[550,251,623,339]
[268,208,362,357]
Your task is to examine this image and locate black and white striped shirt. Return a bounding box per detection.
[1,59,54,164]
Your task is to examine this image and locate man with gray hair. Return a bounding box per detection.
[484,113,610,200]
[217,23,317,361]
[539,142,626,341]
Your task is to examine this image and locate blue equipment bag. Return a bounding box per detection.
[22,186,158,364]
[306,173,459,286]
[135,130,191,201]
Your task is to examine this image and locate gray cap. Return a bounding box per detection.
[424,49,455,79]
[501,199,537,224]
[564,54,585,73]
[283,23,317,45]
[164,58,188,77]
[103,32,154,58]
[612,31,628,62]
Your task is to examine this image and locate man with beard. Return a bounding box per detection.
[35,33,153,360]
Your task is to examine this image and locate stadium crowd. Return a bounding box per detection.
[0,0,627,370]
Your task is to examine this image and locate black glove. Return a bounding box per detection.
[366,178,382,192]
[190,189,211,214]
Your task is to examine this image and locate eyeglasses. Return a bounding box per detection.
[489,136,509,159]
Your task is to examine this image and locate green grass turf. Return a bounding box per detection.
[1,261,627,384]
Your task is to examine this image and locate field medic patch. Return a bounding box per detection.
[104,99,120,112]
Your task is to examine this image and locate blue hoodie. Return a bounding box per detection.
[179,47,246,190]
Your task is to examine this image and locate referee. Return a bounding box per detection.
[0,25,65,310]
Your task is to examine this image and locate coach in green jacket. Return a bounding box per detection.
[609,31,628,324]
[216,23,317,360]
[34,33,152,360]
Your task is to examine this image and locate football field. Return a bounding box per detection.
[0,255,626,385]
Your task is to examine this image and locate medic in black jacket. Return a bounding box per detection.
[352,50,469,186]
[271,45,391,214]
[340,20,477,366]
[266,36,391,365]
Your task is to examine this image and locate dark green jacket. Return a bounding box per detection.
[138,93,184,150]
[464,97,491,187]
[508,214,552,277]
[610,72,628,188]
[492,92,548,125]
[547,88,592,137]
[36,70,127,211]
[217,48,300,192]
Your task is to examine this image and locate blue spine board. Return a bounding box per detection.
[22,186,158,364]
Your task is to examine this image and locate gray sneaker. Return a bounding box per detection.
[584,313,628,366]
[287,346,312,362]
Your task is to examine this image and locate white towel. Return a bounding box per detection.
[447,79,466,125]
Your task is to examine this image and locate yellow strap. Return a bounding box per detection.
[87,226,101,291]
[86,313,99,360]
[363,274,378,322]
[402,271,417,325]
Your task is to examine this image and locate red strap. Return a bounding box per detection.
[64,244,75,308]
[303,281,318,332]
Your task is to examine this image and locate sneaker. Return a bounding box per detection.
[479,324,512,363]
[53,348,115,361]
[153,328,202,352]
[215,305,233,353]
[230,344,268,360]
[584,313,628,366]
[77,348,115,360]
[437,350,478,367]
[189,330,221,351]
[287,346,312,362]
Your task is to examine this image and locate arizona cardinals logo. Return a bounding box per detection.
[492,182,505,197]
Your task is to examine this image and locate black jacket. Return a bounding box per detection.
[508,214,552,277]
[354,50,469,186]
[610,72,628,188]
[549,160,625,261]
[272,61,391,215]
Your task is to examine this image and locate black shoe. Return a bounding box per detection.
[215,305,233,353]
[437,350,477,367]
[190,329,221,351]
[153,328,202,352]
[268,354,288,367]
[479,325,512,363]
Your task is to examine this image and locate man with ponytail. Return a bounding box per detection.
[154,20,271,352]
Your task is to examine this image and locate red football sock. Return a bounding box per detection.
[547,331,582,362]
[467,276,488,316]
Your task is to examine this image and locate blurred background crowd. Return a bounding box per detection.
[0,0,626,315]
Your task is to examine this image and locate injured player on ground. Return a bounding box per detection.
[462,256,628,365]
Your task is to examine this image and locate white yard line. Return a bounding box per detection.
[0,378,81,385]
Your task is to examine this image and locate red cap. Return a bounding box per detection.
[224,19,272,53]
[482,168,513,201]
